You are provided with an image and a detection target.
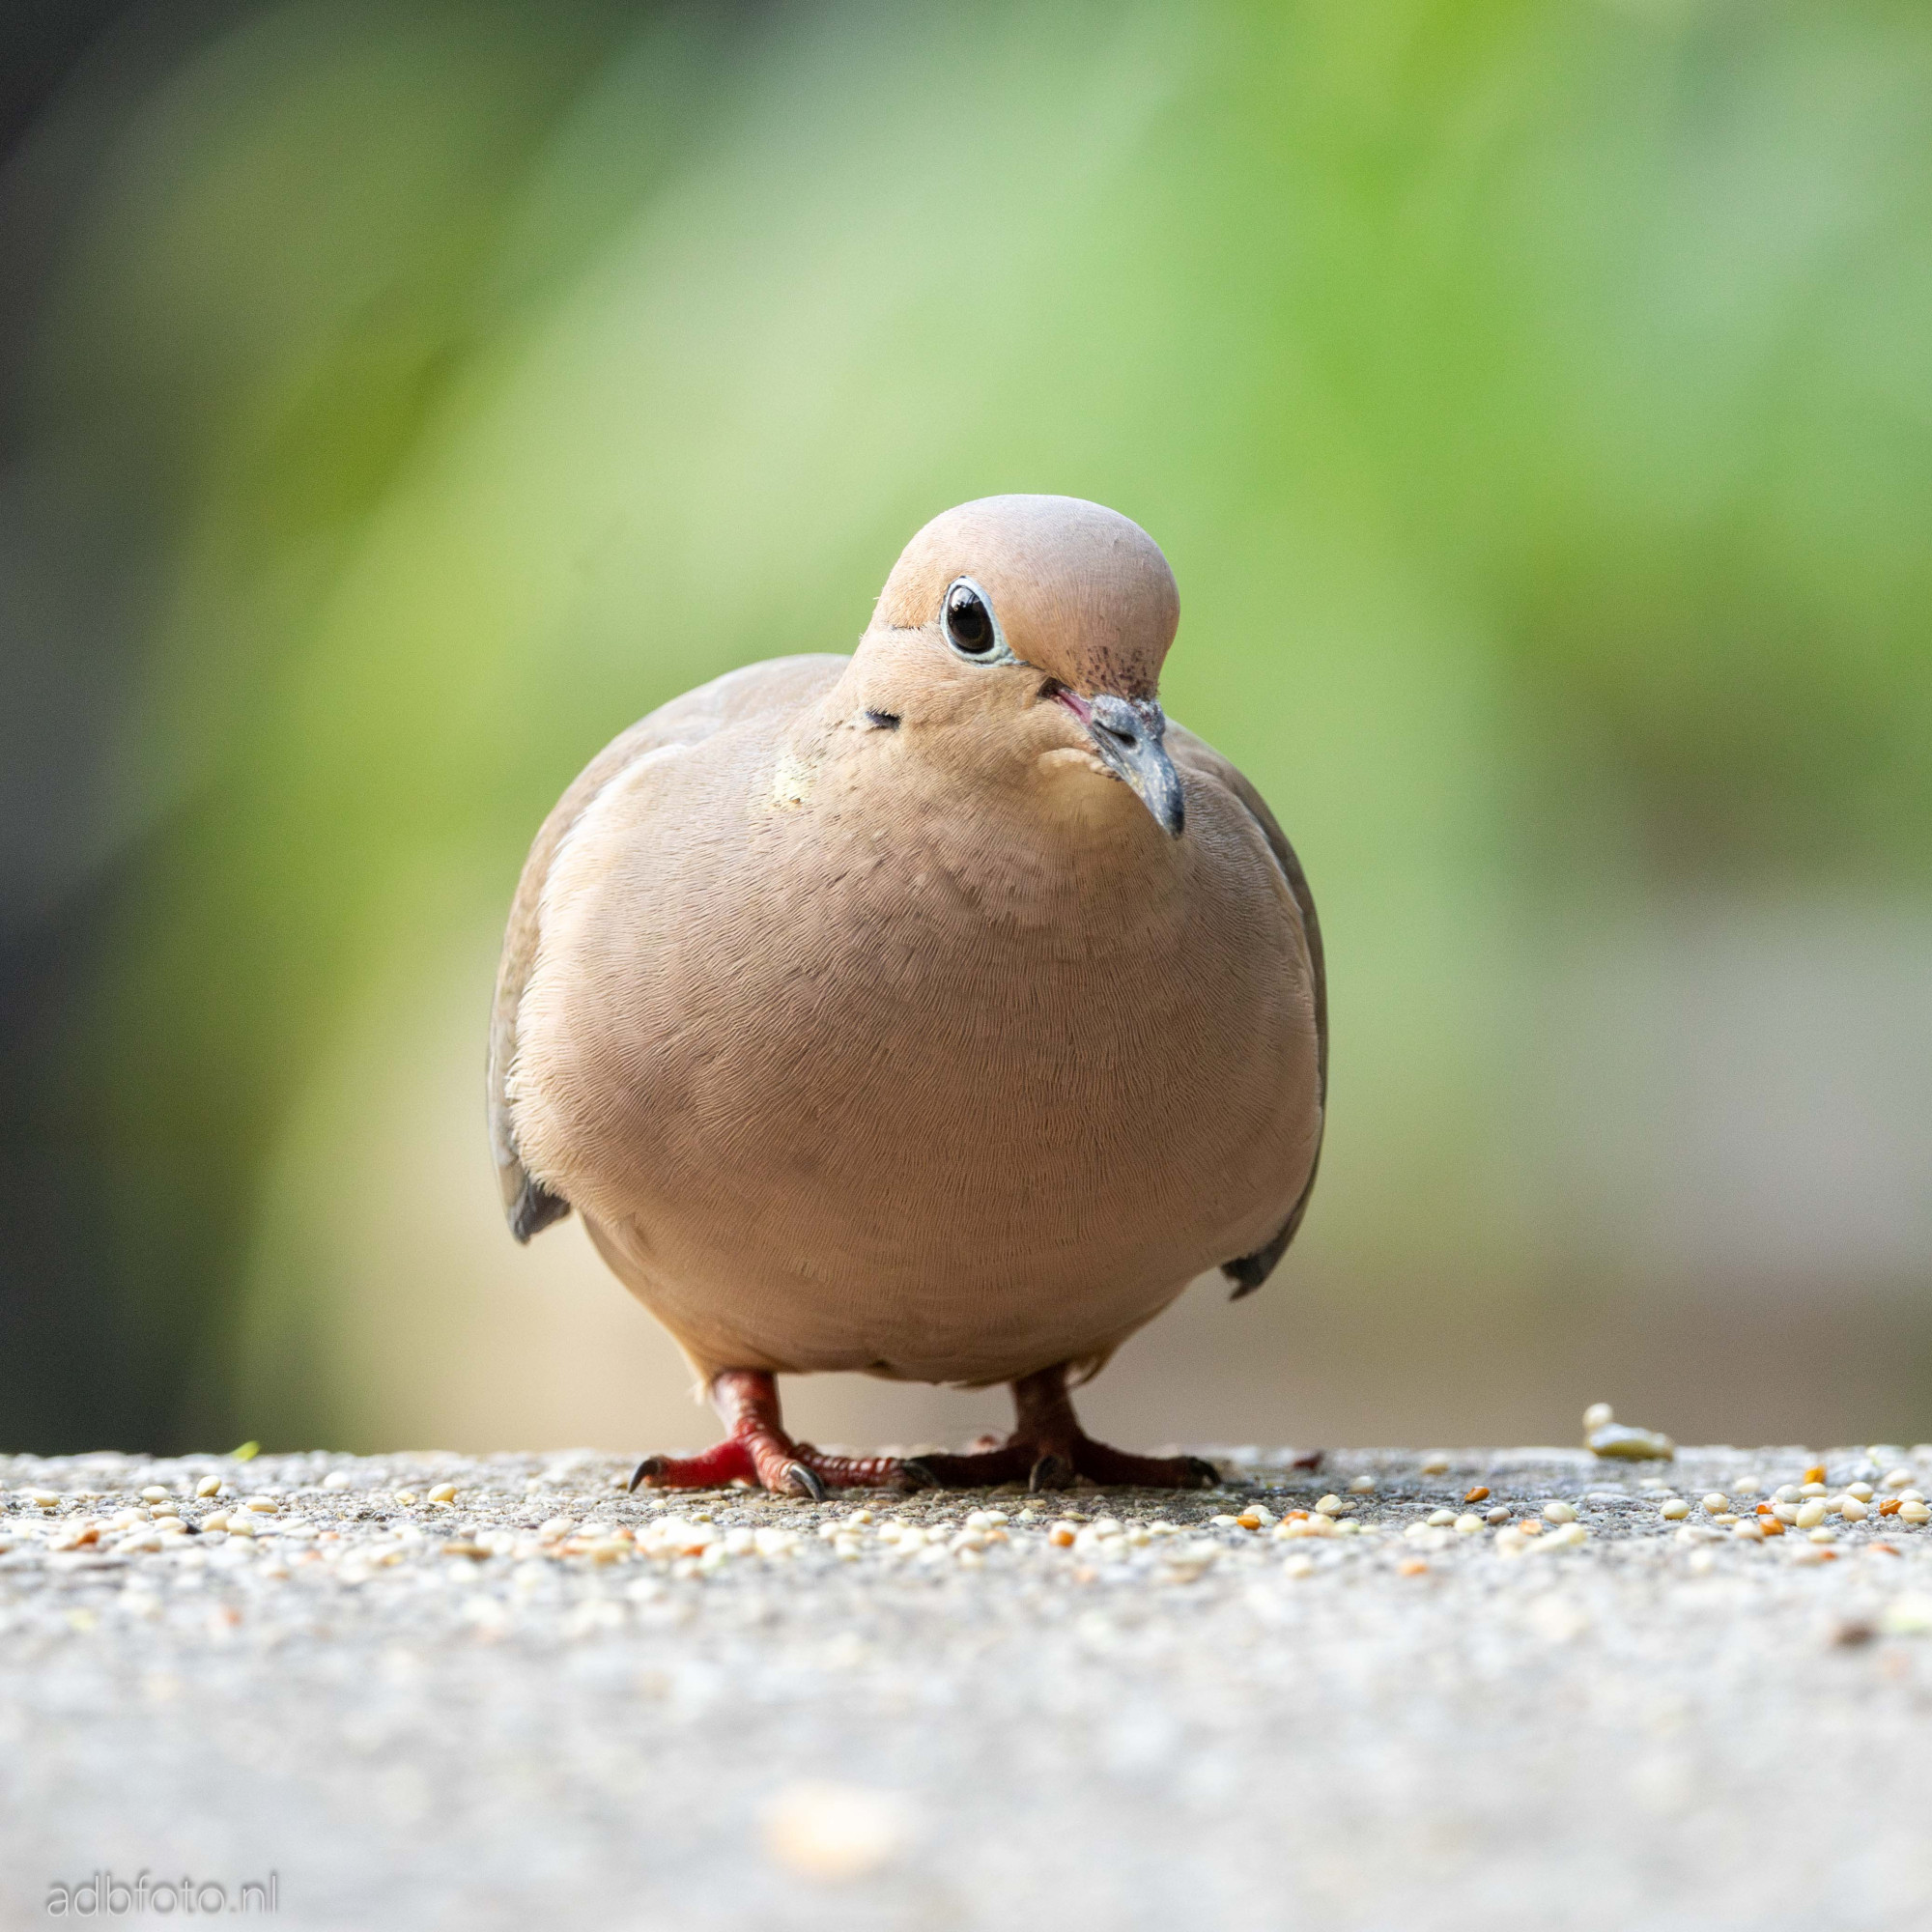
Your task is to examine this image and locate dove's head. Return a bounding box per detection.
[855,495,1186,838]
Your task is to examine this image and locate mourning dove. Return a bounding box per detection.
[490,496,1325,1493]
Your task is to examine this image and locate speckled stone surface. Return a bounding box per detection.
[3,1442,1929,1930]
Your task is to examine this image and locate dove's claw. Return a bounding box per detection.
[782,1462,828,1501]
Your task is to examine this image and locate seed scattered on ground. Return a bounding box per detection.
[1348,1476,1376,1493]
[763,1780,909,1884]
[195,1476,222,1498]
[1588,1424,1674,1461]
[1543,1502,1577,1523]
[1796,1502,1827,1528]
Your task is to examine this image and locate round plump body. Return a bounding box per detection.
[493,497,1325,1389]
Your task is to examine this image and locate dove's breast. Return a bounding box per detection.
[509,715,1321,1385]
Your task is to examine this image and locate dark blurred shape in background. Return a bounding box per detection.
[3,0,1928,1459]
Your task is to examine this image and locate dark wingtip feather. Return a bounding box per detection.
[1221,1219,1295,1300]
[510,1176,571,1243]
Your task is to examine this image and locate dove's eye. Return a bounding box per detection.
[941,578,1013,664]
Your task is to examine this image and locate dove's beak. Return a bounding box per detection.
[1053,688,1185,838]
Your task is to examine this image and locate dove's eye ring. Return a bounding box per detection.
[941,578,1016,665]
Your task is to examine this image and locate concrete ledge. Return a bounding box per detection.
[4,1445,1929,1929]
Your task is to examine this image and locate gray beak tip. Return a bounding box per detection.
[1085,693,1185,841]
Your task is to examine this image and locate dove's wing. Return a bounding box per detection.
[1167,726,1327,1298]
[489,655,848,1240]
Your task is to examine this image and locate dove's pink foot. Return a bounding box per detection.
[628,1369,907,1498]
[904,1364,1221,1492]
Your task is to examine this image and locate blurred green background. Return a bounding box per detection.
[3,0,1928,1460]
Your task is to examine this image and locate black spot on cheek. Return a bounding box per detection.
[863,708,901,730]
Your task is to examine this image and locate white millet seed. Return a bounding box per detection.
[1840,1499,1868,1522]
[27,1491,60,1508]
[1582,1403,1614,1431]
[1454,1514,1483,1535]
[1845,1482,1874,1501]
[1897,1501,1930,1523]
[1700,1493,1727,1512]
[428,1484,459,1504]
[195,1476,222,1499]
[1807,1526,1836,1545]
[1347,1476,1376,1493]
[1485,1506,1510,1525]
[1419,1454,1451,1475]
[1659,1500,1690,1520]
[1794,1501,1827,1528]
[1881,1468,1913,1491]
[1426,1509,1457,1527]
[1315,1496,1345,1517]
[140,1486,170,1502]
[1543,1502,1577,1524]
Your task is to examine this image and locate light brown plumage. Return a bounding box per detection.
[490,496,1324,1488]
